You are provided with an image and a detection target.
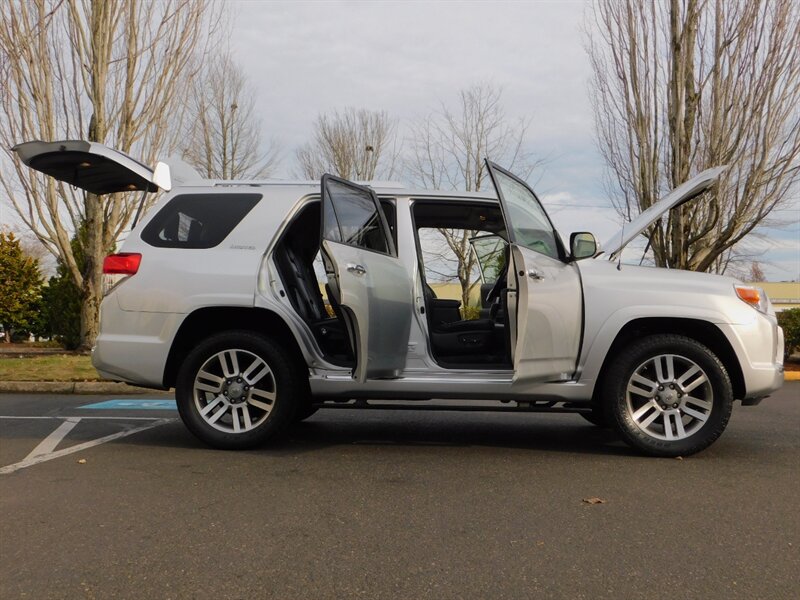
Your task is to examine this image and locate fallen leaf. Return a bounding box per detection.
[77,458,87,464]
[582,497,606,505]
[675,456,684,461]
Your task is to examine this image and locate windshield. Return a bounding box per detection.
[488,167,560,260]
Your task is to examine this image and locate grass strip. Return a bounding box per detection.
[0,355,100,382]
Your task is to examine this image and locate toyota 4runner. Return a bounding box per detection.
[14,140,785,456]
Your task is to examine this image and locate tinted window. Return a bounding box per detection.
[323,179,391,254]
[322,194,342,243]
[141,194,260,248]
[471,235,507,284]
[490,169,560,259]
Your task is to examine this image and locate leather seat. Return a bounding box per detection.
[420,279,498,356]
[276,245,349,355]
[282,245,327,322]
[422,283,461,326]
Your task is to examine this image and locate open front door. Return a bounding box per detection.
[13,140,171,194]
[320,175,413,382]
[485,161,583,383]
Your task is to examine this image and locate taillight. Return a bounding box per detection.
[103,253,141,275]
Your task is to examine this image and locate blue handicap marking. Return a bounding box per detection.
[78,399,177,410]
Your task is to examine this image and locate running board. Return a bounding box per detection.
[313,399,591,414]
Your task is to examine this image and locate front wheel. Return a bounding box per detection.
[602,335,733,457]
[176,331,307,450]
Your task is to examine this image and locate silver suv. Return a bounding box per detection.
[15,140,785,456]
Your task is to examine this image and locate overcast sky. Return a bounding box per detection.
[0,1,794,280]
[228,0,798,280]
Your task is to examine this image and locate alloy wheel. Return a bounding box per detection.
[625,353,713,441]
[193,348,276,434]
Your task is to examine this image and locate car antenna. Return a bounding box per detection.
[617,219,624,271]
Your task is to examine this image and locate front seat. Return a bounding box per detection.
[421,280,495,357]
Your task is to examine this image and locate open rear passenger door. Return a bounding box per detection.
[320,175,413,382]
[485,161,583,383]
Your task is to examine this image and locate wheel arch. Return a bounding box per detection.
[163,306,307,389]
[592,317,745,402]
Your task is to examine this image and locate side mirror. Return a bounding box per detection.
[570,232,598,260]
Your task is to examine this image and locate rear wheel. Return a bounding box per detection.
[603,335,733,457]
[176,331,307,450]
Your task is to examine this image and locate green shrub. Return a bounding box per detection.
[461,304,482,320]
[39,269,82,349]
[36,227,87,350]
[777,308,800,360]
[0,231,43,341]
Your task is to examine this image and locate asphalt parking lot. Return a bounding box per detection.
[1,385,798,599]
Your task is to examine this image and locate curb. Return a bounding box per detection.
[0,381,165,394]
[785,371,800,381]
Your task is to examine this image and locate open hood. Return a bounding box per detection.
[602,166,727,259]
[13,140,171,194]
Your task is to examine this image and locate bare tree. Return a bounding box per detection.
[16,230,52,274]
[295,108,398,180]
[406,83,539,308]
[182,51,280,179]
[586,0,800,273]
[747,261,766,282]
[0,0,219,349]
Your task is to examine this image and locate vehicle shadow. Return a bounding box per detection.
[286,412,635,456]
[121,409,639,458]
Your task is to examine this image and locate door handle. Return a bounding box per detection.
[346,263,367,276]
[527,269,544,280]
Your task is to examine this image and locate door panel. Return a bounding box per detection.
[322,240,412,381]
[511,246,582,382]
[321,175,412,382]
[485,160,583,383]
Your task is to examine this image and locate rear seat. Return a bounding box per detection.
[275,243,350,358]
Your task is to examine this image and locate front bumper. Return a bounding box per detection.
[740,365,784,405]
[719,316,784,401]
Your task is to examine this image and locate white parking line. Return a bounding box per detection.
[23,417,81,461]
[0,418,174,475]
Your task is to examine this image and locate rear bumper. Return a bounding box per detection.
[92,295,181,388]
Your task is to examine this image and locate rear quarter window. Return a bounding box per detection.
[141,194,261,249]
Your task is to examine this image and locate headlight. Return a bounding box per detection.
[734,285,770,313]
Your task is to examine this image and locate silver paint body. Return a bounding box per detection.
[91,181,784,404]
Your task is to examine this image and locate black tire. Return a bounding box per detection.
[579,407,611,428]
[293,403,319,423]
[602,334,733,457]
[176,330,308,450]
